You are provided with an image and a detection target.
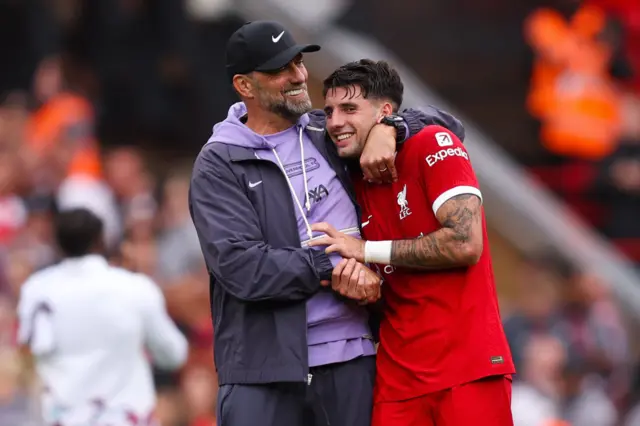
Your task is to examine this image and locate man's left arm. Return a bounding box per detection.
[310,126,483,270]
[387,125,482,269]
[310,106,465,182]
[389,194,482,269]
[359,107,466,183]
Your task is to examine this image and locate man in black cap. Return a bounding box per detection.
[190,20,465,426]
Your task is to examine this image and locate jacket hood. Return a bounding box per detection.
[207,102,310,149]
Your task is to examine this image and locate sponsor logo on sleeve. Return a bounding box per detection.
[435,132,454,147]
[425,147,469,167]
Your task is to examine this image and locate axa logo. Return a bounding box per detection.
[308,184,329,204]
[397,184,412,220]
[426,147,469,167]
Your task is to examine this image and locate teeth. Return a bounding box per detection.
[337,133,353,141]
[285,89,304,95]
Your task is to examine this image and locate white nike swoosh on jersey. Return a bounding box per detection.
[249,181,263,188]
[362,215,373,227]
[272,31,285,43]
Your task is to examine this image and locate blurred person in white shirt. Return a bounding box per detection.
[17,208,188,426]
[511,334,566,426]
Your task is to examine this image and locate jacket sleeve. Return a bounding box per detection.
[400,106,466,142]
[189,149,332,303]
[309,106,466,144]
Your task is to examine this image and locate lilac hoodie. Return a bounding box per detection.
[209,103,375,367]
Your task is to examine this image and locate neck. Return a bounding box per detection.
[244,104,297,135]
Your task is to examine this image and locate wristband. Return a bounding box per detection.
[364,241,393,265]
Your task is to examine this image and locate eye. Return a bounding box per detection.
[344,106,356,113]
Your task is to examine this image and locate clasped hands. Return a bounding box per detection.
[310,223,381,304]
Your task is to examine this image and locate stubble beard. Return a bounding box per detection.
[257,88,313,122]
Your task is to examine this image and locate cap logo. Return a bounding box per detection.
[272,31,285,43]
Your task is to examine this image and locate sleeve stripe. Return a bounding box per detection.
[432,186,483,215]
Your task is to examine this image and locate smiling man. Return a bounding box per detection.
[189,21,466,426]
[311,59,515,426]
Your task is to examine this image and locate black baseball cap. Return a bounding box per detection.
[225,21,321,80]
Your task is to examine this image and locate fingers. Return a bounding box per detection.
[324,244,341,255]
[360,155,396,184]
[333,259,356,297]
[383,154,398,183]
[360,266,382,304]
[345,261,363,298]
[307,236,333,248]
[332,258,347,285]
[361,157,384,183]
[361,163,375,183]
[310,222,339,237]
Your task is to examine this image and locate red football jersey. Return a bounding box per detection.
[354,125,515,403]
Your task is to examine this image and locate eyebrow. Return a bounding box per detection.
[324,102,358,113]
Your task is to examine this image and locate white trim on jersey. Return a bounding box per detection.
[432,185,483,216]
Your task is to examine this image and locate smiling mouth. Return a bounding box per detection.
[334,133,355,146]
[284,88,305,96]
[336,133,354,141]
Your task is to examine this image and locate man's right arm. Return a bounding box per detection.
[139,277,188,370]
[189,149,333,303]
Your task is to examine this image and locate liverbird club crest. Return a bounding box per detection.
[397,184,412,220]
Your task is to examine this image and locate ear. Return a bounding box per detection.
[381,101,394,116]
[376,101,395,123]
[232,74,255,99]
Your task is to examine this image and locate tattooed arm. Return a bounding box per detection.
[307,194,484,270]
[390,194,483,269]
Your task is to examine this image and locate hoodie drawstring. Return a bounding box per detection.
[299,126,311,211]
[271,126,313,240]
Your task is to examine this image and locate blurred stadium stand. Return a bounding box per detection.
[1,0,640,425]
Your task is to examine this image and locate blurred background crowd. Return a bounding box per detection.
[0,0,639,425]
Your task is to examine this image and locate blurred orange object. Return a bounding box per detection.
[525,5,622,160]
[543,421,571,426]
[26,92,102,179]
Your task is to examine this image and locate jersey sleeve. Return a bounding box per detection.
[138,275,188,370]
[417,126,482,215]
[17,279,56,356]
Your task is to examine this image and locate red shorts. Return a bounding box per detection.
[372,375,513,426]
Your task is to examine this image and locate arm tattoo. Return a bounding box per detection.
[390,194,482,269]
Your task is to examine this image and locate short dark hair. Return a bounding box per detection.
[322,59,404,111]
[55,208,104,257]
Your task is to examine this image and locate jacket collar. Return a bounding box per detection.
[228,123,328,163]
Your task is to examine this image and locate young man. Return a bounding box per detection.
[190,21,465,426]
[17,208,188,426]
[310,59,515,426]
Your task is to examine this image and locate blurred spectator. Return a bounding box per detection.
[557,355,617,426]
[512,333,618,426]
[181,366,217,426]
[511,334,567,426]
[104,147,157,231]
[0,296,32,425]
[595,92,640,262]
[0,349,31,426]
[554,267,631,406]
[503,256,562,371]
[0,151,27,248]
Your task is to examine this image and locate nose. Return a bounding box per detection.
[327,110,346,133]
[289,63,306,85]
